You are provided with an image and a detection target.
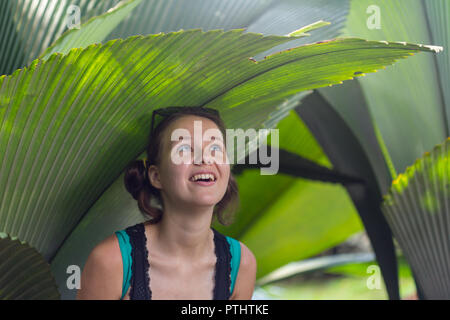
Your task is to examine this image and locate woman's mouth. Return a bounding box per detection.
[189,173,217,186]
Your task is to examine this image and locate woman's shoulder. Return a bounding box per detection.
[84,225,136,278]
[222,234,256,270]
[84,223,143,275]
[77,232,124,299]
[87,232,124,272]
[238,242,256,270]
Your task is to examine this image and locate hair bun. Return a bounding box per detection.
[124,160,148,200]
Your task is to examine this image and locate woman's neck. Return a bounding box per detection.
[153,204,215,261]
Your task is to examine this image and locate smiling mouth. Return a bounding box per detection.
[189,173,217,185]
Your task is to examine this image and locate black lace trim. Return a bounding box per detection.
[213,228,221,299]
[212,227,232,300]
[225,236,232,296]
[141,223,152,300]
[125,222,151,300]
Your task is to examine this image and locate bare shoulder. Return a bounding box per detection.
[76,233,123,300]
[239,241,257,271]
[230,241,257,300]
[91,233,123,268]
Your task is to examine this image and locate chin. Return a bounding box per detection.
[196,199,220,207]
[189,197,221,207]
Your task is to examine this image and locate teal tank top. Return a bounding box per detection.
[115,229,241,300]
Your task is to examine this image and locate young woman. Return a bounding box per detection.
[77,107,257,300]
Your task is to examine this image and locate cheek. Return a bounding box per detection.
[161,163,189,187]
[219,165,230,187]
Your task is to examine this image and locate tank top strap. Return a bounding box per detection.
[114,229,132,300]
[125,222,151,300]
[225,236,241,296]
[211,227,232,300]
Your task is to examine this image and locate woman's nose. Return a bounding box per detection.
[192,143,214,165]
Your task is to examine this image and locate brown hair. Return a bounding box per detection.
[124,107,239,226]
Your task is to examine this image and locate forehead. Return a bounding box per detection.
[165,115,220,135]
[166,115,220,132]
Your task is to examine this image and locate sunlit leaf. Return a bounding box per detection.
[40,0,143,60]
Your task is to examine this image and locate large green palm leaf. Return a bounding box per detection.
[0,232,59,299]
[0,0,121,75]
[321,0,450,299]
[341,0,449,174]
[382,138,450,299]
[2,0,328,75]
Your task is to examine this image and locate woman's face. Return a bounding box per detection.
[148,115,230,209]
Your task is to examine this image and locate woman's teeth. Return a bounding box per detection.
[190,173,216,182]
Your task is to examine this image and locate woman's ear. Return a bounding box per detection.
[148,165,162,189]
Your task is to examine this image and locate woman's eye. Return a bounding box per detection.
[210,144,222,152]
[177,144,191,153]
